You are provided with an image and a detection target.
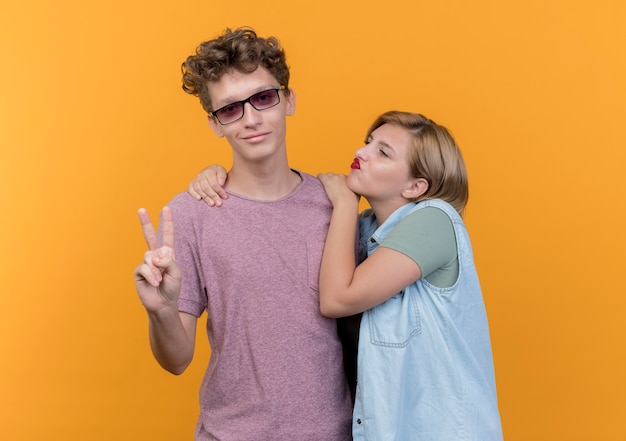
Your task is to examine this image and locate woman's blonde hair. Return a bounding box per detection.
[366,111,469,214]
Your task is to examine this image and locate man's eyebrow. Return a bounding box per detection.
[213,85,276,108]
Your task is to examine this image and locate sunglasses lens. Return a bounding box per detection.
[213,88,282,125]
[215,103,244,124]
[250,89,280,110]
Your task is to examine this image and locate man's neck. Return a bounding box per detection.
[225,164,302,200]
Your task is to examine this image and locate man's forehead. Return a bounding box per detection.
[209,67,277,106]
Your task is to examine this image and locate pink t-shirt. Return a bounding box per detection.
[166,172,352,441]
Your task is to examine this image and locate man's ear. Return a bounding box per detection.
[402,177,429,199]
[285,89,296,116]
[208,114,225,138]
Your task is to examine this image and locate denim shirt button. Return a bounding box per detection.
[356,419,362,424]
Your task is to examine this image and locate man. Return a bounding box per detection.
[134,28,352,440]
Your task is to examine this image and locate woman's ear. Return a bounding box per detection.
[402,177,429,199]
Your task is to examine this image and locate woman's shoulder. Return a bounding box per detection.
[408,205,453,225]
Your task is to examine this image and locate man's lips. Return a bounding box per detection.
[243,132,269,142]
[351,158,360,170]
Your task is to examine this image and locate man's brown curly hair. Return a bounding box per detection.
[181,27,290,114]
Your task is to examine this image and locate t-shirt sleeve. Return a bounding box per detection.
[162,196,207,317]
[380,206,458,287]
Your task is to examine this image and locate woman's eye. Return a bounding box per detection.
[379,149,389,157]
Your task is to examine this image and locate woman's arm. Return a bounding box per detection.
[322,247,422,317]
[318,174,422,318]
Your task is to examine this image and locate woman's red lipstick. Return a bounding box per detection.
[351,158,360,170]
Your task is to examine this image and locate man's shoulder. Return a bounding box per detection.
[297,171,328,196]
[168,191,200,210]
[166,191,215,223]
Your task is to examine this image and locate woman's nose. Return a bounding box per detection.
[355,145,368,160]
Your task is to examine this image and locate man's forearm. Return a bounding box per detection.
[147,307,195,375]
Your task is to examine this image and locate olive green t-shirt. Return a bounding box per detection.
[380,207,459,288]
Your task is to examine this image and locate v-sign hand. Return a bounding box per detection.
[134,207,181,312]
[139,206,175,251]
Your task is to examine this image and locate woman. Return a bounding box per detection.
[316,111,502,440]
[189,111,503,440]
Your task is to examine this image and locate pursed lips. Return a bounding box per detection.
[351,158,360,170]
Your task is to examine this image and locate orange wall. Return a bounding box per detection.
[1,1,625,439]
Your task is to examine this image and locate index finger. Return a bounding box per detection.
[138,208,159,250]
[160,206,175,249]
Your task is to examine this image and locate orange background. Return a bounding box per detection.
[1,1,625,439]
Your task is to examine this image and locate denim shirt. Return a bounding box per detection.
[352,200,503,441]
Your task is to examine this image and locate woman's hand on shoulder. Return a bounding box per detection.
[317,172,360,208]
[188,165,228,206]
